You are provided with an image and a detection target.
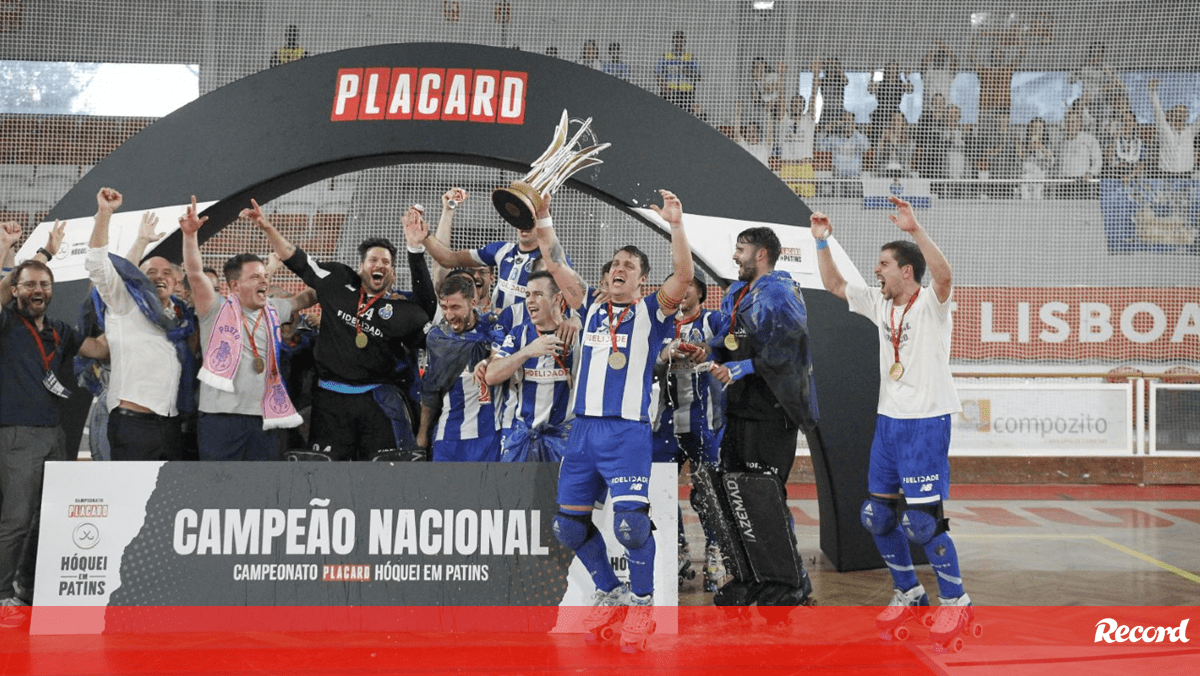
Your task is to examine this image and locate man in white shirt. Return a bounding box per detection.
[1149,78,1199,176]
[85,187,196,461]
[1057,110,1103,198]
[813,195,974,652]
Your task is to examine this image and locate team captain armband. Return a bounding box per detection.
[657,287,683,312]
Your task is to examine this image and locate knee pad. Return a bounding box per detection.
[860,497,899,536]
[553,510,597,551]
[901,503,949,546]
[612,503,653,549]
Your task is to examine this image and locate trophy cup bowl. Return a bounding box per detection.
[492,110,610,230]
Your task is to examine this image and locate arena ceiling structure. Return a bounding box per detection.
[43,42,883,571]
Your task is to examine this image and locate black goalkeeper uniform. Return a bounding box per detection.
[285,247,433,459]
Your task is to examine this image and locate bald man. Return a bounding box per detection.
[85,187,199,460]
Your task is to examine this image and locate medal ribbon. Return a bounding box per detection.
[240,307,265,367]
[16,313,61,371]
[538,328,570,372]
[889,288,921,368]
[725,284,751,344]
[606,300,633,359]
[355,287,386,343]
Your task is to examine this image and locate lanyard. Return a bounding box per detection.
[606,300,633,356]
[725,284,751,340]
[889,288,921,366]
[674,310,702,340]
[355,287,385,339]
[240,307,265,361]
[16,313,61,371]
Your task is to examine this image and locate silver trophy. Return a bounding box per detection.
[492,110,610,230]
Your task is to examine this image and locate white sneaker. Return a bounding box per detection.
[583,585,630,635]
[875,584,929,634]
[619,593,656,653]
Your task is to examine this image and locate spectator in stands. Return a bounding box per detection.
[777,63,820,195]
[977,116,1021,198]
[1104,110,1145,181]
[270,25,308,67]
[85,188,198,461]
[748,57,784,125]
[1069,42,1126,143]
[179,196,316,461]
[921,39,959,113]
[1019,117,1056,199]
[1148,78,1199,177]
[817,112,870,196]
[0,221,107,625]
[656,31,701,113]
[733,101,773,168]
[817,57,848,134]
[877,111,915,178]
[868,61,913,146]
[602,42,631,83]
[253,199,434,461]
[1057,110,1103,197]
[579,39,601,70]
[914,93,951,180]
[970,31,1025,141]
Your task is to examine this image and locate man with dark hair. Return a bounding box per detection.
[0,220,107,627]
[250,198,435,461]
[537,189,693,653]
[85,188,198,461]
[485,269,574,462]
[709,224,819,618]
[656,30,701,112]
[652,273,725,593]
[813,196,970,651]
[417,275,504,461]
[179,197,316,461]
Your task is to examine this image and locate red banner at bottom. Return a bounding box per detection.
[6,606,1198,675]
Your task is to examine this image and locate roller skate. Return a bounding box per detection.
[929,593,982,653]
[755,569,816,626]
[703,543,725,593]
[583,585,630,644]
[619,593,657,654]
[678,537,696,584]
[875,584,930,641]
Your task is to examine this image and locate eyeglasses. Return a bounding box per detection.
[18,281,52,290]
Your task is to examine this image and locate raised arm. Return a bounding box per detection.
[88,187,123,249]
[179,195,217,316]
[125,211,164,264]
[241,199,296,261]
[429,187,469,288]
[0,221,23,305]
[649,190,692,311]
[534,195,587,310]
[403,205,437,318]
[811,211,847,301]
[888,195,951,302]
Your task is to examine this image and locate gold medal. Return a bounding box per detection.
[355,332,368,349]
[253,357,266,374]
[723,334,739,351]
[608,352,627,370]
[889,362,905,381]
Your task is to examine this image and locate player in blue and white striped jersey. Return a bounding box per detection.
[416,274,505,462]
[538,189,694,646]
[485,270,576,462]
[651,274,729,592]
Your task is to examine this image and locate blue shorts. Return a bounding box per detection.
[867,414,951,506]
[653,410,718,465]
[433,431,500,462]
[557,416,652,509]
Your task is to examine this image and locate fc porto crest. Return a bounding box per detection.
[379,303,393,320]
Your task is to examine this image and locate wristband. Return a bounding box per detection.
[536,217,553,230]
[37,247,53,260]
[407,244,427,254]
[815,239,828,250]
[726,359,755,382]
[1,267,11,276]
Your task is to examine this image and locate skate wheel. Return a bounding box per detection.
[893,625,910,642]
[921,613,935,628]
[971,622,983,638]
[950,637,965,653]
[649,620,657,636]
[599,625,617,641]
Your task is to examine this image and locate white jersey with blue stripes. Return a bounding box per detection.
[572,290,674,422]
[495,321,576,429]
[470,241,543,310]
[661,309,723,434]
